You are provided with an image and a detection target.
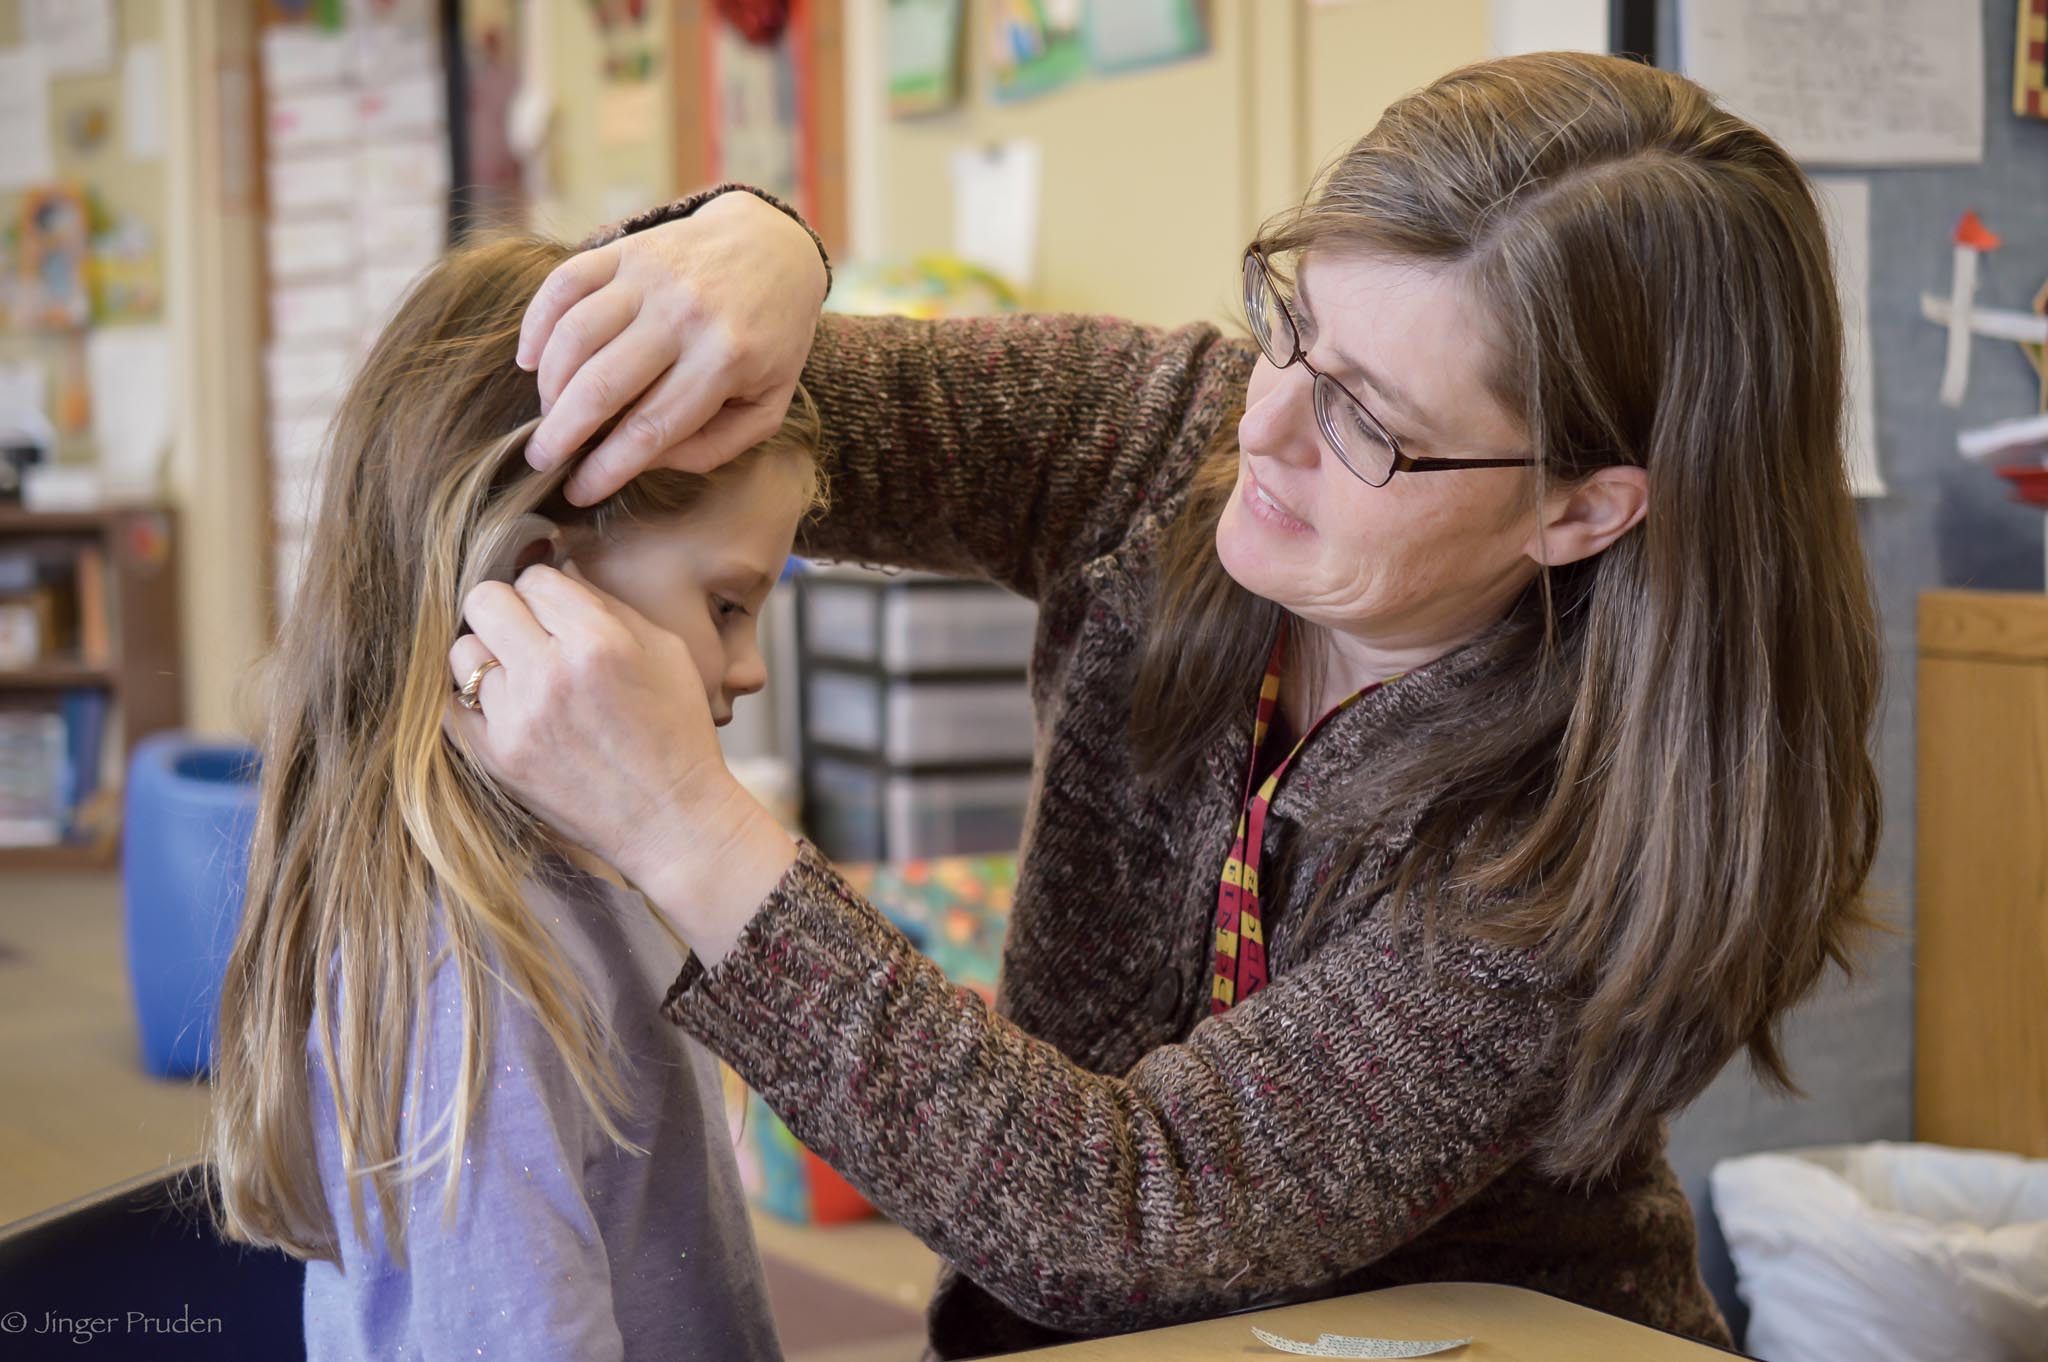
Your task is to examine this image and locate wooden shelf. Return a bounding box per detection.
[0,842,117,871]
[0,660,115,689]
[0,506,145,534]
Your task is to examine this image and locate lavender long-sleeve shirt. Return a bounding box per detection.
[302,856,783,1362]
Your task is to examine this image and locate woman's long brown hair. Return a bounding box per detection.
[207,234,821,1262]
[1134,52,1882,1179]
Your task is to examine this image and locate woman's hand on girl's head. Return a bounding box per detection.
[517,192,829,507]
[445,561,797,964]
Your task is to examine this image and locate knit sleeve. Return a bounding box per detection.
[792,312,1252,599]
[577,183,831,293]
[660,841,1564,1338]
[581,192,1250,598]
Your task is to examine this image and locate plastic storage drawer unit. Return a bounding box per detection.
[809,758,1033,863]
[805,670,1037,765]
[802,572,1038,670]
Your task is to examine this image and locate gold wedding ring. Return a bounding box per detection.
[458,657,502,712]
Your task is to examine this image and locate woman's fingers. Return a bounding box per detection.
[559,344,738,505]
[517,241,620,374]
[532,284,645,423]
[458,578,557,673]
[529,310,683,473]
[518,196,826,494]
[655,394,792,477]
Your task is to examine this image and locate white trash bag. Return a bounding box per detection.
[1712,1142,2048,1362]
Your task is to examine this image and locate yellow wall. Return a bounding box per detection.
[867,0,1490,328]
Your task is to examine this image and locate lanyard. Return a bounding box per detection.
[1210,622,1397,1014]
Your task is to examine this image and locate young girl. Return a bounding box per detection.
[206,234,822,1362]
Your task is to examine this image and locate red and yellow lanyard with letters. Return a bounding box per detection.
[1210,623,1397,1014]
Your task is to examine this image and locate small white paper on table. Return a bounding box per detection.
[1679,0,1983,166]
[23,0,114,77]
[87,326,173,497]
[1252,1326,1469,1358]
[123,44,166,160]
[1812,176,1884,496]
[951,139,1042,291]
[0,48,56,191]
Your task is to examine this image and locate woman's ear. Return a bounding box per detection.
[1525,465,1649,568]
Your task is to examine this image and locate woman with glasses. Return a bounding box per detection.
[448,52,1878,1357]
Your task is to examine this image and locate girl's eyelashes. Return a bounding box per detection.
[712,596,750,621]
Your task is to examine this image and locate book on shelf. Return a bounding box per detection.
[0,689,112,848]
[75,544,110,667]
[0,536,100,670]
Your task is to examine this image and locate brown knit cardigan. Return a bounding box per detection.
[589,197,1733,1360]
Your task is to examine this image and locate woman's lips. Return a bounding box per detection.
[1245,465,1314,533]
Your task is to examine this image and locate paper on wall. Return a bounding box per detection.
[267,89,359,155]
[23,0,113,77]
[0,360,54,455]
[1813,176,1885,495]
[268,152,359,213]
[123,44,166,160]
[1679,0,1983,166]
[951,140,1042,292]
[262,26,352,90]
[0,48,56,191]
[86,326,172,498]
[267,219,357,280]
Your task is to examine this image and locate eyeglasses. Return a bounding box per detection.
[1242,247,1537,488]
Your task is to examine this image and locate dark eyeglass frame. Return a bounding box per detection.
[1243,246,1538,488]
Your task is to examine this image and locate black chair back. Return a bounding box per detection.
[0,1161,303,1361]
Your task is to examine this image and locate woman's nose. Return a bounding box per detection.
[1239,365,1322,469]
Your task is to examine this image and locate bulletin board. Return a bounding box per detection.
[0,0,170,478]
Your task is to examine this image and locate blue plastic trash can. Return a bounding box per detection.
[122,734,262,1078]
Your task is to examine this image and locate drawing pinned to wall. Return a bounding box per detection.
[587,0,659,82]
[889,0,966,117]
[2017,0,2048,119]
[1087,0,1208,78]
[89,211,162,324]
[989,0,1087,103]
[16,186,91,332]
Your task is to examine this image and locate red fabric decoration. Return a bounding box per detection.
[713,0,791,45]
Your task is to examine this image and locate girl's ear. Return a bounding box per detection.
[458,513,564,638]
[479,513,563,585]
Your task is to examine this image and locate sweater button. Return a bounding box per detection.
[1146,966,1183,1025]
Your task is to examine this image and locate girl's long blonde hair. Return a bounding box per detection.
[208,234,821,1263]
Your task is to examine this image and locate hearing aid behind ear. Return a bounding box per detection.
[458,512,562,633]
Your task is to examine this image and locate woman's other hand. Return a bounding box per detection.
[518,191,829,506]
[446,562,797,965]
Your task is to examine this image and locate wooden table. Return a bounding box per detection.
[1016,1283,1740,1359]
